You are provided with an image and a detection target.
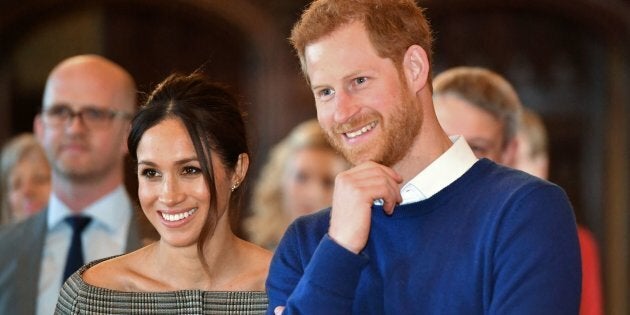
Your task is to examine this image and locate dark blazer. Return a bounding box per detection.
[0,207,145,314]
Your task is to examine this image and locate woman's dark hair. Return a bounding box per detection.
[128,72,249,271]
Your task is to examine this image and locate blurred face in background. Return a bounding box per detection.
[281,147,348,220]
[8,150,51,220]
[435,94,505,162]
[512,131,549,179]
[35,58,134,184]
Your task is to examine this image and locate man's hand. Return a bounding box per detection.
[328,161,403,254]
[274,306,285,315]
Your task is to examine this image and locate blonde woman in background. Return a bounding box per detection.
[0,133,51,225]
[245,119,349,250]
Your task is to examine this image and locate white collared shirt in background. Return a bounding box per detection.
[37,185,133,315]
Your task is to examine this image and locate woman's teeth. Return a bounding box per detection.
[346,121,376,139]
[161,208,197,222]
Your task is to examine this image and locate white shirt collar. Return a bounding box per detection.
[47,185,132,232]
[400,135,478,205]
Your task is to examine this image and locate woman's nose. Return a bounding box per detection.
[159,176,185,206]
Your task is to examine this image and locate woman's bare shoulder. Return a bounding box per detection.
[82,246,153,291]
[237,240,273,290]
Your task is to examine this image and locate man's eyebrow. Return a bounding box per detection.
[310,70,367,91]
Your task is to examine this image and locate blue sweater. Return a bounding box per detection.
[266,159,581,314]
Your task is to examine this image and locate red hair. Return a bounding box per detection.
[290,0,433,78]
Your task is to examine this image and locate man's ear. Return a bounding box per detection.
[402,45,430,93]
[120,122,131,155]
[232,153,250,186]
[501,137,519,166]
[34,114,44,143]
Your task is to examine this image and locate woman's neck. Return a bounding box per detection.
[150,222,244,291]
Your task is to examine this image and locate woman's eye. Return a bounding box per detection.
[323,176,335,189]
[9,178,21,190]
[294,171,309,184]
[182,166,201,175]
[140,168,159,178]
[34,174,50,185]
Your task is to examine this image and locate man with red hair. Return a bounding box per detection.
[266,1,581,314]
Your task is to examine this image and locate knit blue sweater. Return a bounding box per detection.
[266,159,581,314]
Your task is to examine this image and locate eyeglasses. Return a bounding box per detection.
[41,105,133,129]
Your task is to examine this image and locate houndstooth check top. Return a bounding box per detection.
[55,258,268,315]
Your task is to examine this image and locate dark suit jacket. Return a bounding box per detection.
[0,207,145,314]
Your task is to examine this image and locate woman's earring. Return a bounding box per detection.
[231,181,240,192]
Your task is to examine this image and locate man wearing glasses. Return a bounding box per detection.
[0,55,146,315]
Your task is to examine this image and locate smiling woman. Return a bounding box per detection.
[55,73,272,314]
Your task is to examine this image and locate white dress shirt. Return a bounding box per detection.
[400,135,478,204]
[37,185,133,315]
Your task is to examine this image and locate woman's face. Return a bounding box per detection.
[281,147,348,220]
[8,150,51,221]
[136,118,232,248]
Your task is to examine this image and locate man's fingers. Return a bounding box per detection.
[274,306,285,315]
[382,193,401,215]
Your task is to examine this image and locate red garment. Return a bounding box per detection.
[578,225,604,315]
